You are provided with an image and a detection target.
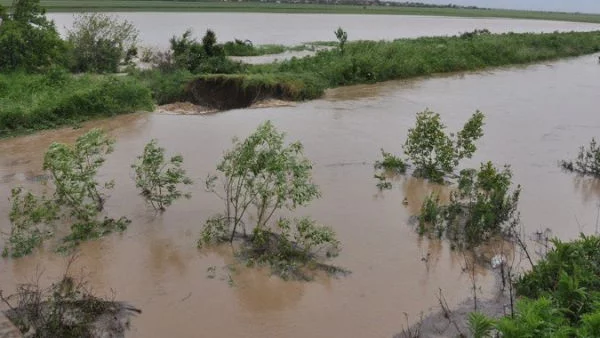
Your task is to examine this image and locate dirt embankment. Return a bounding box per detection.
[184,76,299,111]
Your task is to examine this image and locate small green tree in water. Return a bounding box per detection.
[418,162,521,249]
[561,138,600,178]
[43,129,129,248]
[200,121,341,279]
[132,139,193,211]
[404,109,485,183]
[2,187,59,258]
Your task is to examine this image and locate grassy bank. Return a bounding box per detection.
[3,0,600,24]
[0,71,153,137]
[148,30,600,108]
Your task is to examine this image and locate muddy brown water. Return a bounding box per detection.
[2,55,600,337]
[49,13,600,47]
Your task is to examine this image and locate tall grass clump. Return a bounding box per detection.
[0,70,153,136]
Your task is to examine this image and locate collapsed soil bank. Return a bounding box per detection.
[184,75,309,110]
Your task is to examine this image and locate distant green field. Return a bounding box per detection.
[2,0,600,24]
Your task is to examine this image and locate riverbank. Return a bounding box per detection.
[3,1,600,24]
[3,30,600,136]
[147,30,600,110]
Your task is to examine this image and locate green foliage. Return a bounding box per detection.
[132,68,194,105]
[334,27,348,54]
[468,312,495,338]
[201,121,339,279]
[222,39,285,56]
[44,129,115,218]
[132,139,193,211]
[417,162,520,248]
[43,129,129,248]
[201,29,219,56]
[418,193,443,235]
[495,297,573,338]
[169,29,241,74]
[403,109,485,183]
[374,148,406,173]
[516,235,600,322]
[0,73,153,136]
[2,187,59,258]
[561,138,600,178]
[256,31,600,94]
[477,235,600,337]
[0,0,67,72]
[67,13,139,73]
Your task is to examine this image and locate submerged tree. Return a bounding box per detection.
[404,109,485,183]
[200,121,341,279]
[561,138,600,178]
[2,187,59,258]
[132,139,193,211]
[417,161,521,249]
[43,129,129,248]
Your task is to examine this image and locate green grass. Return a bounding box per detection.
[2,0,600,24]
[247,30,600,96]
[138,31,600,110]
[0,70,154,137]
[222,41,286,56]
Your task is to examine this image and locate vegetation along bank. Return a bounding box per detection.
[2,0,600,137]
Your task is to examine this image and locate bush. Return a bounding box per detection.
[561,138,600,178]
[222,39,285,56]
[0,0,67,72]
[67,13,139,73]
[132,139,193,211]
[476,235,600,337]
[404,109,485,182]
[417,162,521,248]
[43,129,130,249]
[2,187,59,258]
[200,121,340,279]
[169,29,241,74]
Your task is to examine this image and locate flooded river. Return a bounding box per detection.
[2,53,600,336]
[49,12,600,47]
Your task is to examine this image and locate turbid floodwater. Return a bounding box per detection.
[2,54,600,337]
[49,12,600,47]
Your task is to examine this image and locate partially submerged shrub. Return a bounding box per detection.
[2,187,58,258]
[200,121,342,279]
[132,139,193,211]
[561,138,600,178]
[43,129,129,249]
[417,162,520,248]
[0,259,141,337]
[404,109,485,183]
[375,148,406,173]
